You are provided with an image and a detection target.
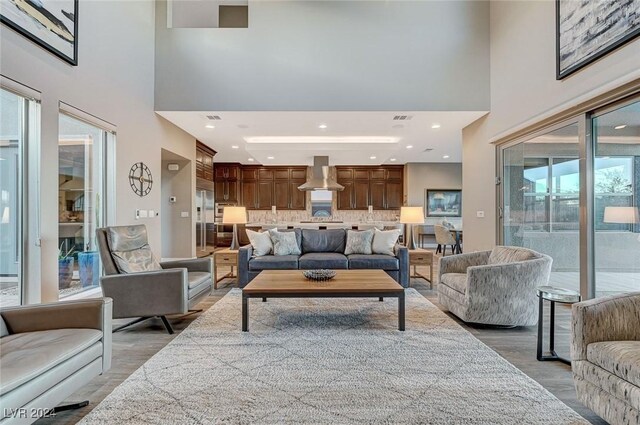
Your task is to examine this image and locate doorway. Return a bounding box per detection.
[161,149,194,259]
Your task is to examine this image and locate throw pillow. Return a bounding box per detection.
[246,229,273,257]
[344,229,374,255]
[372,228,401,256]
[269,229,302,256]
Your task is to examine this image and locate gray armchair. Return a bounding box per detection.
[0,298,112,424]
[96,225,212,334]
[438,246,552,326]
[571,292,640,425]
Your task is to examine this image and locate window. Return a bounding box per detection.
[58,111,115,298]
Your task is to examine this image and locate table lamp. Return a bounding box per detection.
[400,206,424,250]
[222,206,247,250]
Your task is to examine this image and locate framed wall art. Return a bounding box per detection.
[1,0,79,65]
[557,0,640,79]
[425,189,461,218]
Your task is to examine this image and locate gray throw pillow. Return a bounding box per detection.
[372,228,401,256]
[108,226,162,274]
[246,229,273,257]
[344,229,374,255]
[269,229,302,256]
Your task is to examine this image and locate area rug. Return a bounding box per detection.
[80,289,587,424]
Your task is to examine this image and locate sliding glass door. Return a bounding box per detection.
[499,94,640,299]
[58,112,114,298]
[592,99,640,296]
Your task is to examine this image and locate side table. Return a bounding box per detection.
[536,286,581,365]
[213,249,238,289]
[409,249,434,288]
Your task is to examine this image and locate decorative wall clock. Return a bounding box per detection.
[129,162,153,197]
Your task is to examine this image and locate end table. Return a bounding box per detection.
[213,249,238,289]
[536,286,581,365]
[409,249,434,288]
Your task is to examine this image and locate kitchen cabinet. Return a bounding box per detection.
[257,181,274,209]
[274,180,289,209]
[242,180,257,207]
[214,163,240,202]
[289,181,306,210]
[196,141,216,181]
[238,166,307,210]
[336,165,404,210]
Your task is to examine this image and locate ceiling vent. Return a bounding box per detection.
[423,148,434,152]
[393,115,413,121]
[206,115,222,120]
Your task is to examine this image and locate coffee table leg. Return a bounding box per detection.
[398,292,405,331]
[262,297,267,302]
[242,294,249,332]
[379,297,383,302]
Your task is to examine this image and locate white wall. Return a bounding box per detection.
[161,156,193,258]
[405,162,463,227]
[155,0,490,111]
[461,0,640,252]
[1,0,196,302]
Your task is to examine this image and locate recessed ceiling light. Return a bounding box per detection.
[614,124,627,130]
[318,124,328,129]
[267,156,274,160]
[248,158,255,162]
[443,155,450,159]
[431,123,441,129]
[370,156,377,160]
[390,158,397,162]
[406,145,413,149]
[231,145,239,149]
[205,124,215,129]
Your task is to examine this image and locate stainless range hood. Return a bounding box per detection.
[297,156,344,191]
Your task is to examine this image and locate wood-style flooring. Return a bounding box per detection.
[38,252,606,424]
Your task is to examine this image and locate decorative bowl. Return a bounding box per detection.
[303,269,336,282]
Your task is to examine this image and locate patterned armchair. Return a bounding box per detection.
[571,292,640,425]
[438,246,552,326]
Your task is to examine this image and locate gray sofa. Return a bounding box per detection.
[96,225,213,333]
[438,246,552,326]
[238,228,409,287]
[0,298,112,424]
[571,292,640,425]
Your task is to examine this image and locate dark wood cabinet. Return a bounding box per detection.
[196,141,216,181]
[336,165,404,210]
[237,166,306,210]
[214,163,240,202]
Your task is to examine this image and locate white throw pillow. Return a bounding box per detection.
[344,229,374,255]
[372,228,401,256]
[246,229,273,257]
[268,230,302,256]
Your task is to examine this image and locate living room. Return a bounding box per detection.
[0,1,639,424]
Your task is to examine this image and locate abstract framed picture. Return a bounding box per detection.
[426,189,461,218]
[557,0,640,79]
[1,0,79,65]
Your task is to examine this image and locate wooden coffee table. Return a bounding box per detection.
[242,270,406,332]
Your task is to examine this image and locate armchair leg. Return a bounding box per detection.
[113,316,152,333]
[53,401,89,413]
[159,316,174,334]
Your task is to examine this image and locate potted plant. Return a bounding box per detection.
[58,242,75,289]
[78,194,102,288]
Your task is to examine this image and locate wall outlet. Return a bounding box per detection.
[476,210,485,218]
[181,211,189,218]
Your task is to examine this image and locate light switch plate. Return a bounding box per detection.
[149,210,155,217]
[139,209,148,218]
[181,211,189,218]
[476,211,485,218]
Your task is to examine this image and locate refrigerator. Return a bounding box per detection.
[195,187,215,257]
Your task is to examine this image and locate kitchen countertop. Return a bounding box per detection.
[245,221,403,229]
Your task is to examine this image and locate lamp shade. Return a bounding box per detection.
[400,206,424,224]
[222,206,247,224]
[603,206,639,224]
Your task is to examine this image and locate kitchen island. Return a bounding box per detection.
[245,221,403,230]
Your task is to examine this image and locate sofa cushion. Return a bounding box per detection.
[299,253,348,270]
[188,272,210,289]
[372,228,401,256]
[344,229,374,255]
[301,229,346,254]
[587,341,640,388]
[0,328,102,395]
[440,273,468,294]
[348,254,399,271]
[249,255,299,271]
[108,226,162,273]
[246,229,273,257]
[488,246,537,265]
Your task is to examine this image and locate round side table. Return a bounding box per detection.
[536,286,581,365]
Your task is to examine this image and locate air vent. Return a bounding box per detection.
[206,115,222,120]
[423,148,434,152]
[393,115,413,121]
